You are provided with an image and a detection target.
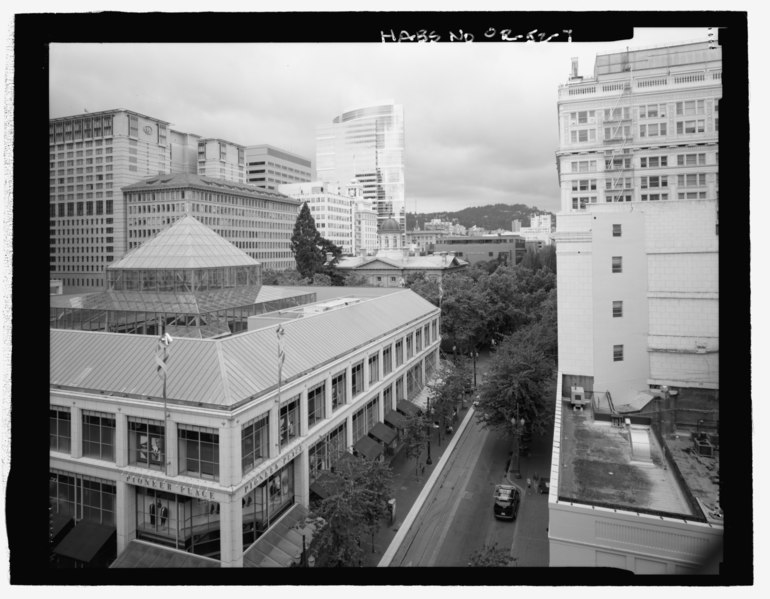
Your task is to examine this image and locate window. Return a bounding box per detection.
[396,378,404,401]
[406,334,414,359]
[603,107,630,121]
[639,104,665,119]
[572,196,597,210]
[641,176,667,189]
[383,346,393,376]
[613,345,624,362]
[82,410,115,461]
[677,173,707,187]
[129,418,165,471]
[309,423,347,483]
[368,353,380,384]
[395,339,404,367]
[570,160,597,173]
[351,361,364,397]
[50,407,71,453]
[353,397,379,443]
[677,153,706,166]
[178,425,219,480]
[424,324,431,346]
[612,301,623,318]
[640,156,668,168]
[307,383,326,428]
[331,372,346,410]
[604,156,631,170]
[604,125,631,141]
[641,193,669,201]
[570,110,595,124]
[639,123,667,137]
[280,396,300,448]
[571,179,597,192]
[570,129,596,143]
[612,256,622,273]
[676,100,705,116]
[242,415,269,474]
[612,224,622,237]
[676,120,705,135]
[415,329,422,352]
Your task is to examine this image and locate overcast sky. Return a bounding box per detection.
[49,27,714,215]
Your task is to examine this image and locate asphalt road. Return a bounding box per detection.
[389,413,519,567]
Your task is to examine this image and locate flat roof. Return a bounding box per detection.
[559,400,697,518]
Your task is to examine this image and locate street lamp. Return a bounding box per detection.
[510,416,526,479]
[470,349,479,388]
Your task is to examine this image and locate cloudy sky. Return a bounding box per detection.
[49,25,714,215]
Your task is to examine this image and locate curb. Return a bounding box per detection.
[377,403,477,567]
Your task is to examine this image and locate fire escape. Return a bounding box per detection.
[603,58,634,202]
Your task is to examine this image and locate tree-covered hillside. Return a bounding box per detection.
[407,203,555,232]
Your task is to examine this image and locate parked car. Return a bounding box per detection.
[493,484,520,520]
[538,478,549,495]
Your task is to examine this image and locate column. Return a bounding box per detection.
[346,364,353,406]
[218,421,241,488]
[70,406,82,459]
[324,375,333,419]
[115,480,136,556]
[378,348,384,383]
[295,449,310,509]
[218,494,244,567]
[166,420,178,477]
[299,389,309,436]
[115,412,128,468]
[269,400,280,459]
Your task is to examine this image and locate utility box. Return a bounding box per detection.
[570,386,586,409]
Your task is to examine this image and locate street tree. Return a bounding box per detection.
[426,361,467,446]
[402,412,428,480]
[309,456,393,566]
[474,327,556,438]
[467,543,517,567]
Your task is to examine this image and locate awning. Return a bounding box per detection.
[385,410,408,430]
[52,521,116,564]
[353,435,384,460]
[50,512,74,546]
[397,399,422,417]
[111,540,220,568]
[243,503,324,568]
[369,421,398,445]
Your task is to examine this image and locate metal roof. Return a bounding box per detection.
[50,290,439,409]
[110,540,220,568]
[109,215,260,270]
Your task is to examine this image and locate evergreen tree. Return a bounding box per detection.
[290,203,325,279]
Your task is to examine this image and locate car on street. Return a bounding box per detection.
[493,484,520,520]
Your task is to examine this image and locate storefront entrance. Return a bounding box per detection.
[242,461,295,550]
[135,487,221,559]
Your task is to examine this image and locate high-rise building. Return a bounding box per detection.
[123,173,300,271]
[549,41,722,573]
[279,181,354,255]
[245,145,312,191]
[49,109,173,292]
[168,130,201,175]
[316,101,405,236]
[197,138,245,183]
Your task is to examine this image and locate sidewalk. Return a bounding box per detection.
[361,401,472,566]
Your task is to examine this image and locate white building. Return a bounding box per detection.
[512,213,554,247]
[354,198,378,256]
[279,181,354,255]
[549,40,721,573]
[49,215,441,568]
[316,101,406,234]
[197,138,245,184]
[245,145,312,191]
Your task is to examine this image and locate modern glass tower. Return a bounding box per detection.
[315,101,405,236]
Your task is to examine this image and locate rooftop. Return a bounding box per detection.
[122,172,298,203]
[558,400,720,523]
[50,289,439,409]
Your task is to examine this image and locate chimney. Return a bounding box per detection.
[571,57,579,78]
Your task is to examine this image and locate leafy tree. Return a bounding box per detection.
[427,361,468,446]
[468,543,517,567]
[290,203,325,279]
[475,327,556,438]
[404,271,440,306]
[402,412,428,480]
[343,272,372,287]
[311,272,332,286]
[309,457,393,566]
[539,244,557,274]
[439,271,490,352]
[261,268,305,286]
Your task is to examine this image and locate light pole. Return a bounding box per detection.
[510,415,526,479]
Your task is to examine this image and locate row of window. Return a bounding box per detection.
[570,151,715,173]
[569,119,716,144]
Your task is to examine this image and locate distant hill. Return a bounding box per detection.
[407,203,555,232]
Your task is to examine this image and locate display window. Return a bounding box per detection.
[242,461,295,550]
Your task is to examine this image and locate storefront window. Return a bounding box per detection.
[50,406,71,453]
[136,488,221,559]
[280,396,300,449]
[128,417,165,471]
[82,410,115,461]
[49,470,115,526]
[242,461,295,550]
[308,423,347,483]
[178,425,219,480]
[242,414,269,475]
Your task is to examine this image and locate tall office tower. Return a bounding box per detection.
[49,109,172,292]
[316,101,405,236]
[168,130,201,175]
[245,145,312,191]
[124,173,300,271]
[549,41,722,573]
[197,138,245,183]
[278,181,354,255]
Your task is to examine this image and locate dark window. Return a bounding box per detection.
[613,345,624,362]
[612,256,623,273]
[612,301,623,318]
[129,418,165,471]
[241,415,269,474]
[612,224,622,237]
[82,410,115,461]
[331,372,346,410]
[280,397,300,449]
[351,361,364,397]
[368,353,380,385]
[49,407,71,453]
[178,425,219,480]
[383,346,392,376]
[308,384,326,428]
